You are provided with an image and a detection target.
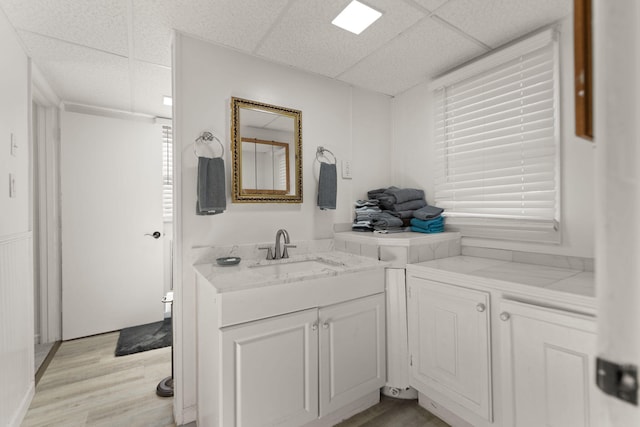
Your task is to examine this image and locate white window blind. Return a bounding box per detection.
[432,29,560,243]
[162,125,173,221]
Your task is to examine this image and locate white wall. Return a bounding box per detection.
[173,33,391,422]
[391,18,595,258]
[0,7,35,426]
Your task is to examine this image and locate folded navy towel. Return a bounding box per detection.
[390,210,416,219]
[196,157,226,215]
[385,187,425,204]
[393,199,427,212]
[413,205,444,221]
[318,162,337,210]
[367,188,388,199]
[372,212,404,228]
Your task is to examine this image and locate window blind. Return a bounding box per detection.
[162,125,173,221]
[432,29,560,242]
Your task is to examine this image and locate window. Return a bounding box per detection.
[162,125,173,221]
[432,29,560,243]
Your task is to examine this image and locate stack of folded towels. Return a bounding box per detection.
[410,205,445,234]
[351,186,445,234]
[351,199,405,232]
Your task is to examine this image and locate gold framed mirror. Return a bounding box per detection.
[231,97,302,203]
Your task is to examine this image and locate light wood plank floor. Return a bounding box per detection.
[24,332,450,427]
[336,395,451,427]
[22,332,174,427]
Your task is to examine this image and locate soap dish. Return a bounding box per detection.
[216,257,241,266]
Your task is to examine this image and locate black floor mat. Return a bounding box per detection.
[115,318,172,357]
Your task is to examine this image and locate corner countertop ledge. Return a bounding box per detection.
[407,255,595,311]
[194,251,387,293]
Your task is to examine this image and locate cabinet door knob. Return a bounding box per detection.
[500,312,511,321]
[311,323,318,331]
[476,303,486,312]
[322,322,330,329]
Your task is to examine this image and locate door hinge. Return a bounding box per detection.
[410,355,413,366]
[407,286,412,299]
[596,357,638,405]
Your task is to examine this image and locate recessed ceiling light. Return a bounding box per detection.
[332,0,382,35]
[162,96,173,106]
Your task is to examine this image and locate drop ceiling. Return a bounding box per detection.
[0,0,571,118]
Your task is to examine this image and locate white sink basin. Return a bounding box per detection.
[249,259,340,276]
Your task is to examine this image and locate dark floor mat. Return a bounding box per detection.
[115,318,172,357]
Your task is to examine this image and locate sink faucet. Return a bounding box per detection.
[274,229,296,259]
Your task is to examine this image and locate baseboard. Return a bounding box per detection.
[35,341,61,386]
[9,381,35,427]
[178,405,196,426]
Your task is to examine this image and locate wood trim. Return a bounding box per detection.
[574,0,593,140]
[35,341,61,386]
[240,137,290,194]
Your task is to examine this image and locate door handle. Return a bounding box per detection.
[145,231,162,239]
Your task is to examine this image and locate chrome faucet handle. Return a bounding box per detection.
[282,244,297,259]
[258,246,274,260]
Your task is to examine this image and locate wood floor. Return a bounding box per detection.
[23,332,449,427]
[336,395,450,427]
[22,332,174,427]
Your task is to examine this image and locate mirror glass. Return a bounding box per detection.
[231,97,302,203]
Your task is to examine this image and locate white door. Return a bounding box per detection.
[319,293,386,417]
[61,112,164,340]
[221,309,319,427]
[408,278,492,420]
[500,300,598,427]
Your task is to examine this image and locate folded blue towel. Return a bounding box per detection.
[318,163,337,210]
[196,157,226,215]
[411,225,444,234]
[410,216,444,233]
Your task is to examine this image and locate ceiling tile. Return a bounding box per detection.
[411,0,450,12]
[256,0,426,77]
[0,0,129,55]
[133,0,291,66]
[435,0,572,48]
[339,17,486,95]
[19,31,132,112]
[132,62,172,118]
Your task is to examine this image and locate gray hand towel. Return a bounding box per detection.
[413,205,444,221]
[196,157,226,215]
[318,162,337,210]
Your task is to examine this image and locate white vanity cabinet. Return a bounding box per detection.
[319,294,386,416]
[499,300,598,427]
[407,277,492,421]
[406,257,597,427]
[217,292,386,427]
[221,309,320,427]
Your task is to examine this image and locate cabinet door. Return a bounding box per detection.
[221,309,319,427]
[500,300,597,427]
[408,278,492,420]
[319,293,386,417]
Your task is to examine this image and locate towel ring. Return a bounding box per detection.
[194,131,224,159]
[316,146,336,164]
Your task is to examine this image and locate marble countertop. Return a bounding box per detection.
[334,231,460,246]
[194,251,387,293]
[408,256,595,303]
